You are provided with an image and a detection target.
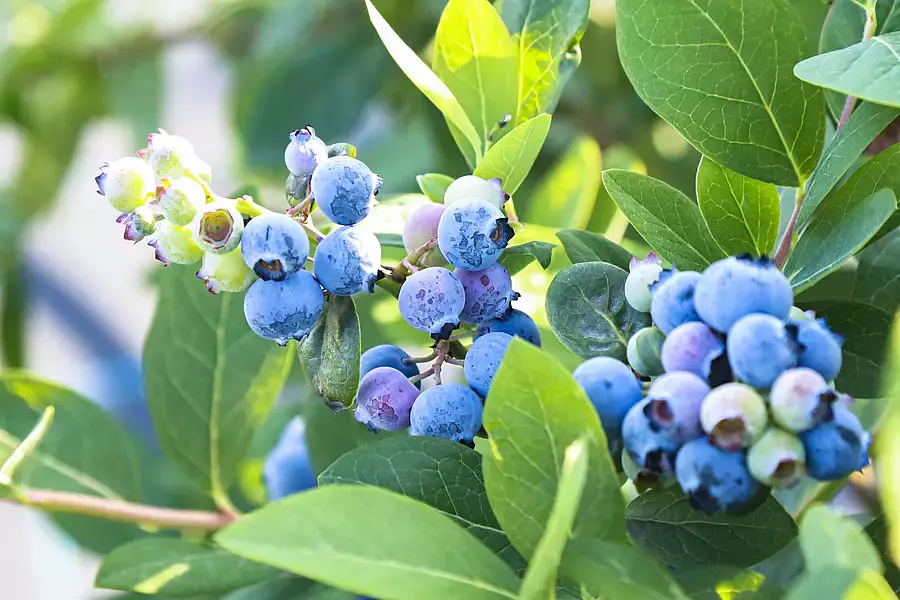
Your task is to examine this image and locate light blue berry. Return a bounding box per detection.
[410,384,483,444]
[790,317,843,383]
[464,332,512,398]
[353,367,419,432]
[310,156,379,225]
[361,344,421,389]
[284,126,328,177]
[661,321,725,382]
[650,270,701,334]
[313,227,381,295]
[437,198,514,270]
[398,267,465,337]
[476,308,541,347]
[622,398,681,478]
[727,313,797,389]
[457,263,517,324]
[645,371,710,444]
[573,356,643,450]
[263,418,317,500]
[675,439,764,515]
[243,271,324,345]
[241,213,310,282]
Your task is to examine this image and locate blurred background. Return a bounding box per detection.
[0,0,710,597]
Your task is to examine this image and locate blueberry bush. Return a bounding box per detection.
[2,0,900,598]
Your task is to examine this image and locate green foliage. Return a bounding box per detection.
[555,230,632,269]
[416,173,455,203]
[878,314,900,570]
[799,505,882,574]
[474,114,552,195]
[674,566,782,599]
[500,240,556,274]
[297,295,361,411]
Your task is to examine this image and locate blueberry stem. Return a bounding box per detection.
[0,406,54,487]
[404,349,438,364]
[445,357,465,366]
[185,169,215,201]
[391,237,439,281]
[837,3,878,130]
[448,331,477,342]
[773,184,807,268]
[406,340,451,385]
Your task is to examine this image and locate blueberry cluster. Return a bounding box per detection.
[576,254,867,515]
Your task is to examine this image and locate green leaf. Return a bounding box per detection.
[482,339,626,560]
[802,300,893,397]
[96,538,277,596]
[319,435,525,572]
[416,173,455,203]
[433,0,518,147]
[674,566,782,599]
[474,113,551,196]
[555,230,632,270]
[297,295,360,411]
[799,504,882,575]
[615,0,824,186]
[799,103,900,228]
[877,314,900,568]
[785,568,896,600]
[795,32,900,109]
[374,233,405,248]
[519,438,588,600]
[561,538,689,600]
[499,241,556,275]
[865,516,900,593]
[853,226,900,311]
[603,170,727,271]
[502,0,590,123]
[546,261,652,360]
[696,157,780,257]
[522,135,601,229]
[625,488,798,569]
[144,265,292,498]
[216,486,521,600]
[785,189,897,292]
[364,0,482,160]
[0,373,142,553]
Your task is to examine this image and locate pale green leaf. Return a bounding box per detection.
[499,240,555,274]
[799,505,882,575]
[474,113,551,196]
[522,135,601,229]
[877,313,900,568]
[297,295,360,411]
[674,566,782,599]
[786,568,896,600]
[865,516,900,593]
[416,173,455,203]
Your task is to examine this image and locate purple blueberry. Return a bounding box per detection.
[789,317,843,382]
[675,438,765,514]
[573,357,643,448]
[311,156,380,225]
[476,309,541,347]
[694,256,793,333]
[727,314,798,389]
[410,383,483,444]
[243,271,324,345]
[241,212,310,282]
[263,418,317,500]
[353,367,419,432]
[313,226,381,296]
[437,198,514,271]
[398,267,465,337]
[800,403,867,481]
[402,203,447,267]
[464,332,513,398]
[644,372,711,443]
[457,263,518,324]
[650,270,702,334]
[360,344,421,389]
[622,398,681,478]
[284,126,328,177]
[660,321,726,382]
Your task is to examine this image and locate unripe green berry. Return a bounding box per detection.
[624,253,663,313]
[789,306,811,322]
[769,368,834,432]
[285,173,310,208]
[443,175,506,208]
[192,200,244,254]
[747,428,806,489]
[145,130,197,184]
[118,204,157,242]
[160,178,207,226]
[627,326,665,377]
[96,157,154,213]
[151,221,203,265]
[327,142,357,158]
[196,248,256,293]
[700,383,768,450]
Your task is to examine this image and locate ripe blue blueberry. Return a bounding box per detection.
[313,227,381,295]
[96,156,155,213]
[360,344,421,389]
[243,270,324,344]
[192,200,244,254]
[197,247,256,293]
[241,213,310,282]
[437,198,514,271]
[443,175,506,208]
[675,438,764,515]
[573,356,643,449]
[644,372,711,444]
[625,253,663,312]
[310,156,380,225]
[476,308,541,347]
[622,398,681,478]
[747,428,806,489]
[800,403,867,481]
[464,332,513,398]
[700,383,768,450]
[150,221,203,266]
[694,256,793,333]
[263,418,316,500]
[727,313,797,389]
[789,317,843,382]
[353,367,419,432]
[284,126,328,177]
[410,383,483,444]
[660,321,726,382]
[402,203,447,267]
[457,263,517,324]
[159,178,206,226]
[650,270,702,334]
[769,368,836,432]
[626,326,665,377]
[398,267,465,337]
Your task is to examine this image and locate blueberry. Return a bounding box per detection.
[398,267,465,336]
[95,156,155,213]
[626,326,665,377]
[159,177,206,226]
[644,372,710,443]
[192,200,244,254]
[241,213,310,282]
[800,404,867,481]
[769,368,836,432]
[699,383,768,450]
[284,126,328,177]
[622,446,674,490]
[263,417,317,500]
[437,198,514,271]
[150,221,203,266]
[650,270,701,334]
[789,318,843,382]
[727,314,797,389]
[402,203,447,267]
[476,308,541,347]
[410,383,483,444]
[694,256,793,333]
[622,398,681,478]
[197,247,257,294]
[625,253,663,312]
[573,357,643,449]
[747,428,806,489]
[313,227,381,296]
[660,321,726,382]
[457,263,517,324]
[145,130,197,184]
[310,156,380,226]
[464,332,513,398]
[361,344,421,389]
[443,175,506,208]
[354,367,420,432]
[675,438,765,514]
[243,270,324,344]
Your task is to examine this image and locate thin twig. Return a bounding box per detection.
[444,357,465,366]
[391,237,439,282]
[404,350,438,364]
[0,407,54,487]
[408,366,436,385]
[773,185,807,268]
[837,2,878,130]
[448,331,477,342]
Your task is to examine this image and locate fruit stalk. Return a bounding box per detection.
[837,1,878,130]
[390,236,439,282]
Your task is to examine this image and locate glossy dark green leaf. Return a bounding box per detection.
[483,339,626,560]
[222,577,355,600]
[854,226,900,311]
[625,488,798,569]
[603,170,727,270]
[474,114,551,196]
[555,230,632,270]
[546,261,651,360]
[96,538,277,596]
[616,0,824,186]
[297,295,360,411]
[522,135,601,229]
[674,566,782,600]
[500,241,555,274]
[416,173,454,203]
[319,436,524,572]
